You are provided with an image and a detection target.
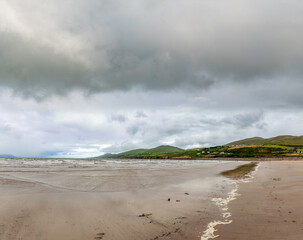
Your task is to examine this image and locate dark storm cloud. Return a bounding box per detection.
[0,31,92,99]
[1,0,303,98]
[1,0,303,157]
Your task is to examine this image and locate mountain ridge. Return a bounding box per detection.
[96,135,303,159]
[227,135,303,146]
[0,154,16,158]
[98,145,184,159]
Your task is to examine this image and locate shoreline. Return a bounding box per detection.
[200,162,260,240]
[3,157,303,161]
[0,160,243,240]
[196,157,303,161]
[1,159,303,239]
[98,157,303,161]
[216,161,303,240]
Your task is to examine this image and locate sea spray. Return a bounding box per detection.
[201,163,260,240]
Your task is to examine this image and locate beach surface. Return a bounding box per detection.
[1,159,303,240]
[0,158,243,240]
[216,161,303,240]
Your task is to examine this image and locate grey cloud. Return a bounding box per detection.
[223,112,265,129]
[199,112,265,130]
[126,120,148,136]
[1,0,303,158]
[0,0,302,98]
[135,111,147,118]
[0,121,11,133]
[126,125,139,135]
[111,114,128,123]
[0,89,302,157]
[0,32,92,100]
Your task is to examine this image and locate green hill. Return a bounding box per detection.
[143,145,184,154]
[227,135,303,146]
[98,145,183,159]
[265,135,303,145]
[226,137,265,146]
[96,135,303,160]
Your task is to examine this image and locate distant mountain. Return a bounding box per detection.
[0,154,15,158]
[95,135,303,160]
[97,145,184,159]
[227,135,303,146]
[226,137,266,146]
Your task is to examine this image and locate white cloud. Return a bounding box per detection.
[0,86,302,157]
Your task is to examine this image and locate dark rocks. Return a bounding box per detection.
[138,213,152,217]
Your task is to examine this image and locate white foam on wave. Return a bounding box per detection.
[0,158,229,170]
[201,162,260,240]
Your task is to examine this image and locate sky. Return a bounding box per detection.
[0,0,303,158]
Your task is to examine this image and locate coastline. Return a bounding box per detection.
[195,157,303,161]
[101,157,303,161]
[200,162,260,240]
[1,159,303,239]
[216,161,303,240]
[0,159,243,240]
[5,156,303,162]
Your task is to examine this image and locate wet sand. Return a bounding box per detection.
[0,159,242,240]
[2,159,302,240]
[216,161,303,240]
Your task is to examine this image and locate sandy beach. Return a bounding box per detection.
[1,159,303,240]
[216,161,303,240]
[0,159,243,240]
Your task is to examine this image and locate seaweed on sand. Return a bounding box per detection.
[221,162,258,179]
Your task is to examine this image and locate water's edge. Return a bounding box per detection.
[201,163,261,240]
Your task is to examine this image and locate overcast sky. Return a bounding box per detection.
[0,0,303,157]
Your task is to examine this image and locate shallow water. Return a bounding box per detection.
[0,158,247,240]
[0,158,244,193]
[0,157,233,169]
